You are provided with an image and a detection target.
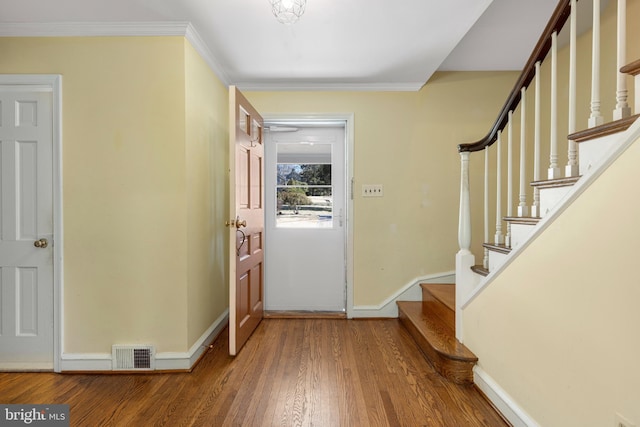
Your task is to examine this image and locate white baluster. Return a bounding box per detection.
[495,130,504,244]
[549,31,562,179]
[483,147,489,269]
[589,0,604,128]
[614,0,631,120]
[458,151,471,253]
[456,152,474,341]
[506,111,513,247]
[566,0,579,177]
[532,61,541,217]
[518,87,529,217]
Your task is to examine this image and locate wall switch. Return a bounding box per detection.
[362,184,384,197]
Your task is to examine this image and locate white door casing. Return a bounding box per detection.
[265,123,349,312]
[0,76,61,371]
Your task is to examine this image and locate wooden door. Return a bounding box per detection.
[228,87,264,356]
[0,86,54,369]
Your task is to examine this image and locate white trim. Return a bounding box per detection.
[0,21,190,37]
[474,366,540,427]
[0,75,63,372]
[262,113,356,318]
[0,22,231,88]
[462,117,640,310]
[352,271,455,318]
[0,21,424,92]
[237,82,424,92]
[60,310,228,372]
[184,24,230,87]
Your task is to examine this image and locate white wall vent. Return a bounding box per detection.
[111,345,155,370]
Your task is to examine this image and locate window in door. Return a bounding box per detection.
[275,142,333,228]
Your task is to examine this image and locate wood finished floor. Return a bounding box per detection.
[0,319,508,426]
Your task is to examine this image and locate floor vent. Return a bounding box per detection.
[112,345,155,371]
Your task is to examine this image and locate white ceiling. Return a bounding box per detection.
[0,0,561,91]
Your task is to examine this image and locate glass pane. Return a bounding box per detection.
[275,142,333,228]
[276,187,332,228]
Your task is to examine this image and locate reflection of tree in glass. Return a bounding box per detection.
[300,165,331,196]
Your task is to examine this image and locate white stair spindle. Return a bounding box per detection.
[532,62,541,217]
[483,147,489,269]
[589,0,605,128]
[549,31,562,179]
[566,0,579,177]
[495,130,504,244]
[613,0,631,120]
[458,151,471,253]
[518,87,529,217]
[506,111,513,247]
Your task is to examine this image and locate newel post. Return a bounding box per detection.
[456,151,475,342]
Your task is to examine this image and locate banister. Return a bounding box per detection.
[458,0,574,153]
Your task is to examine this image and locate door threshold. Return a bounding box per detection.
[264,310,346,319]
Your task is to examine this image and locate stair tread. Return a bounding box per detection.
[397,301,477,362]
[530,176,580,189]
[503,216,541,225]
[471,265,489,276]
[482,242,511,254]
[420,283,455,312]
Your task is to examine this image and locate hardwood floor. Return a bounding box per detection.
[0,319,508,426]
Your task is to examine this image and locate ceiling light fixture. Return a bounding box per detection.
[269,0,306,25]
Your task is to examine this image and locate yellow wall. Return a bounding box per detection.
[184,41,230,347]
[0,36,229,355]
[464,132,640,426]
[246,72,518,306]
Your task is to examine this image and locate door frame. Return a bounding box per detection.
[263,113,354,318]
[0,75,63,371]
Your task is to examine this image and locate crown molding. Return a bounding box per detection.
[236,81,425,92]
[0,22,427,91]
[0,21,191,37]
[0,21,230,87]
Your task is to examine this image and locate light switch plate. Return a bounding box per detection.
[362,184,383,197]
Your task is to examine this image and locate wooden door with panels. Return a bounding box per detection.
[228,86,265,356]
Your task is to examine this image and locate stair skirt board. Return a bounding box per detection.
[352,272,454,318]
[59,309,228,372]
[462,118,640,311]
[474,366,541,427]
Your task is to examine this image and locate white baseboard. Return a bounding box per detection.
[351,272,455,318]
[473,366,540,427]
[60,309,229,372]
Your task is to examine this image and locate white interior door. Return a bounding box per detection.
[0,86,54,369]
[265,125,346,312]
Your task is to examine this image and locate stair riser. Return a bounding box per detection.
[578,132,620,176]
[421,290,455,328]
[509,223,535,249]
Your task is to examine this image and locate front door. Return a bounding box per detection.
[228,87,265,356]
[0,86,54,369]
[264,124,346,312]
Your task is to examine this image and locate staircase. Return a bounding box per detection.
[397,0,640,396]
[397,284,476,385]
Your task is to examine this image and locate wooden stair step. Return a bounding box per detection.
[503,216,541,225]
[482,242,511,255]
[471,265,489,276]
[530,176,580,189]
[420,283,455,328]
[397,291,477,385]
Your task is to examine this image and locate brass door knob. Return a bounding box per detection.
[34,238,48,248]
[225,217,247,228]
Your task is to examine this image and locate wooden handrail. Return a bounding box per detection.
[458,0,574,153]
